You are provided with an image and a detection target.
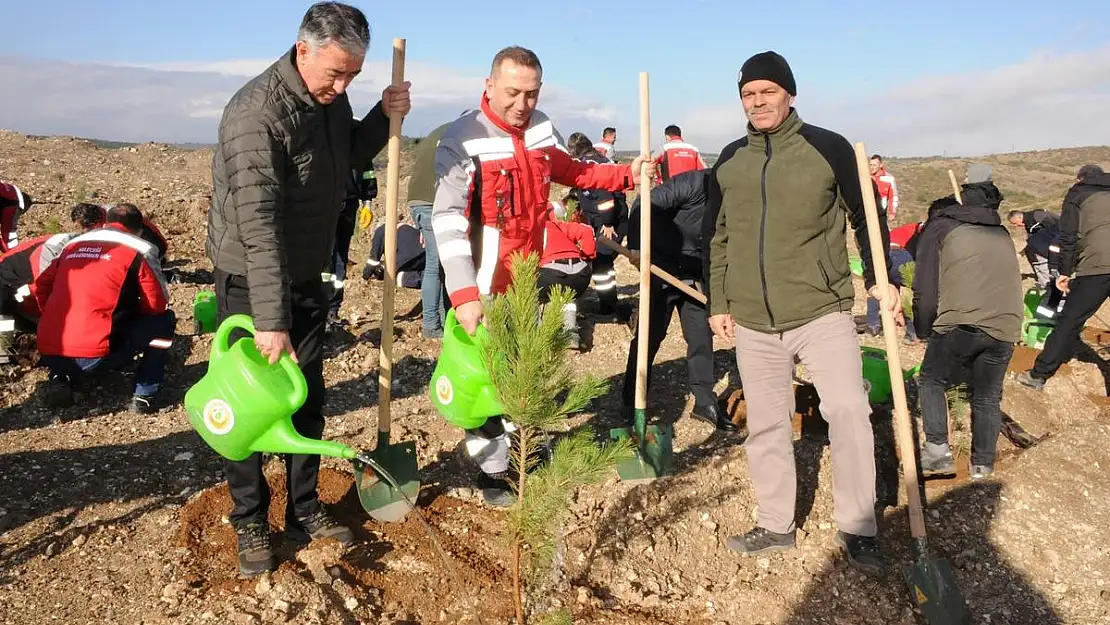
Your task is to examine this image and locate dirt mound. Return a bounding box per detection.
[177,467,514,623]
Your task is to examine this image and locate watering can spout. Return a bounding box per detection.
[252,423,357,460]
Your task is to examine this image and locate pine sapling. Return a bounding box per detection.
[899,261,916,320]
[481,251,632,625]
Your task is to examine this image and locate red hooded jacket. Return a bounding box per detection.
[35,224,169,358]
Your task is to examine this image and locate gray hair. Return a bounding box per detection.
[297,2,370,56]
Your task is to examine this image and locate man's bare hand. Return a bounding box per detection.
[1057,274,1071,294]
[629,155,656,185]
[600,225,617,239]
[869,284,905,328]
[382,81,412,118]
[455,300,484,335]
[709,314,735,342]
[255,331,297,365]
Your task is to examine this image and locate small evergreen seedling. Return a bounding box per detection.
[481,251,632,624]
[899,261,916,320]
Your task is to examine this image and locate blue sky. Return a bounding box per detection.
[2,1,1108,155]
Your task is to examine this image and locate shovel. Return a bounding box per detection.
[610,72,673,482]
[855,142,971,625]
[353,38,420,523]
[597,237,706,304]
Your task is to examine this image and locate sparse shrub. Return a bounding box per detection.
[482,251,632,625]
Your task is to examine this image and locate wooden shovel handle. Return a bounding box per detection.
[948,169,962,204]
[597,237,706,304]
[855,142,928,540]
[634,73,652,411]
[378,38,405,434]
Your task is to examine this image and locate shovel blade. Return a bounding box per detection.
[354,440,421,523]
[610,413,673,482]
[903,557,971,625]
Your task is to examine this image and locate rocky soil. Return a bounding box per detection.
[1,131,1109,624]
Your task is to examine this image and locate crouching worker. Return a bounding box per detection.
[913,194,1022,480]
[538,211,596,350]
[35,203,175,413]
[0,203,105,330]
[622,169,736,432]
[362,221,426,289]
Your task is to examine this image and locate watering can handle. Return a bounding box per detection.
[211,314,309,407]
[212,314,256,361]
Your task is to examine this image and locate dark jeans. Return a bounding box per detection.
[329,200,359,316]
[622,276,715,409]
[215,269,328,528]
[918,325,1013,466]
[1033,274,1110,380]
[42,310,176,396]
[866,248,916,339]
[538,263,592,303]
[410,204,445,332]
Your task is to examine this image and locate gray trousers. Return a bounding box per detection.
[734,312,878,537]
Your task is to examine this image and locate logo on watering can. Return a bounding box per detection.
[203,399,235,435]
[435,376,454,406]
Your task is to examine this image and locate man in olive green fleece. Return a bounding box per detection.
[704,51,900,576]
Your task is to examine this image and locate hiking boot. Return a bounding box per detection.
[691,403,739,433]
[285,508,354,546]
[422,327,444,340]
[45,374,74,408]
[1016,370,1046,391]
[970,464,994,479]
[725,527,796,556]
[835,531,885,575]
[130,391,164,414]
[236,523,275,578]
[921,442,956,477]
[476,471,516,508]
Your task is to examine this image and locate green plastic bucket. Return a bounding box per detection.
[193,290,217,335]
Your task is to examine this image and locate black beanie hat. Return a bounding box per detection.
[737,51,797,96]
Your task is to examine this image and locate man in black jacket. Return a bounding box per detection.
[622,169,737,432]
[566,132,628,317]
[913,196,1022,480]
[206,2,411,578]
[1019,165,1110,391]
[1008,208,1060,289]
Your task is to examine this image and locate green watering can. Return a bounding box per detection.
[849,256,864,277]
[185,314,356,461]
[861,346,922,404]
[1022,287,1043,321]
[193,290,218,335]
[429,308,505,430]
[1022,318,1054,349]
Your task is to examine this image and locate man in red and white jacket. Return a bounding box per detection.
[431,45,651,507]
[35,203,175,413]
[593,127,617,160]
[654,125,707,184]
[0,203,105,327]
[0,181,33,254]
[869,154,900,222]
[539,210,597,350]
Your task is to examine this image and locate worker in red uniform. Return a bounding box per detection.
[538,209,597,350]
[35,203,175,413]
[0,204,105,326]
[593,127,617,159]
[431,45,652,507]
[0,181,34,254]
[654,125,707,183]
[869,155,900,222]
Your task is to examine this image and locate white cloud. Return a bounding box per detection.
[677,44,1110,156]
[0,53,616,144]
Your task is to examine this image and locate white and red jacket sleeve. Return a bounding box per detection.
[431,134,482,306]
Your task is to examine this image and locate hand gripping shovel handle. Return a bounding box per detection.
[377,38,405,443]
[634,72,652,413]
[597,237,706,304]
[853,142,928,541]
